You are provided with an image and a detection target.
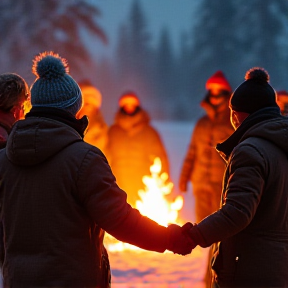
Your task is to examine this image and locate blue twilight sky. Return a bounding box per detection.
[92,0,199,58]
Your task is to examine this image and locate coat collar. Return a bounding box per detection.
[216,107,281,161]
[26,107,88,138]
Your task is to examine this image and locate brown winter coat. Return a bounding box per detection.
[179,98,234,220]
[196,107,288,287]
[0,111,170,287]
[180,99,233,187]
[106,108,169,206]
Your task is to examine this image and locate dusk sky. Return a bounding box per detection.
[93,0,198,57]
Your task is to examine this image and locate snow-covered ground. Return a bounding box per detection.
[109,121,210,288]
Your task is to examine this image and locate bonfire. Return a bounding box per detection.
[105,157,184,252]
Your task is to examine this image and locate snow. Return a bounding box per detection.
[110,247,209,288]
[109,121,210,288]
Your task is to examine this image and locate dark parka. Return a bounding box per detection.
[193,107,288,287]
[0,110,15,149]
[0,113,171,287]
[106,108,169,206]
[0,109,17,267]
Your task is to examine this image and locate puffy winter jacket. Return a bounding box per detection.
[195,107,288,287]
[82,109,108,153]
[0,110,171,287]
[106,108,169,206]
[179,98,233,190]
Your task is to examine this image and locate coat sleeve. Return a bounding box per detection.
[76,148,169,253]
[195,143,267,247]
[179,119,202,186]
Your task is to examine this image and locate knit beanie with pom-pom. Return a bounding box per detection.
[31,51,82,115]
[206,70,232,92]
[229,67,278,114]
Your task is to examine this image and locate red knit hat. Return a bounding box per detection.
[206,71,232,92]
[118,91,140,108]
[276,90,288,115]
[277,90,288,99]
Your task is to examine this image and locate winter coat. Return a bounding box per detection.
[0,109,17,267]
[0,110,16,149]
[106,108,169,207]
[83,109,108,153]
[195,107,288,287]
[179,98,233,190]
[0,108,170,287]
[179,97,233,222]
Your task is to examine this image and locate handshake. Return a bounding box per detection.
[166,222,205,256]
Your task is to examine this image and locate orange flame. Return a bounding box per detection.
[105,157,183,252]
[136,157,183,226]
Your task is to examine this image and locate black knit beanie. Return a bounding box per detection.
[230,67,278,114]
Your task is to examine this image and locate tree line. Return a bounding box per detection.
[1,0,288,122]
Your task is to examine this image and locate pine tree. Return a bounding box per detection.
[115,24,131,86]
[128,0,151,71]
[189,0,288,92]
[0,0,106,82]
[95,57,116,125]
[155,28,175,118]
[176,32,202,120]
[115,0,155,115]
[236,0,288,88]
[190,0,238,87]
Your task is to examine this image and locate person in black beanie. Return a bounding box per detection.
[183,67,288,287]
[0,51,195,288]
[229,68,278,114]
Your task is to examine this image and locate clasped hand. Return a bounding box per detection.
[167,222,196,255]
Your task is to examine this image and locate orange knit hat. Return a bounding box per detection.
[206,71,232,92]
[118,91,140,108]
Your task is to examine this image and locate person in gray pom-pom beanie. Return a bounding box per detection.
[0,51,195,288]
[31,51,82,115]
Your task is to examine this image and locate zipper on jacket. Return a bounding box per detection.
[233,255,240,283]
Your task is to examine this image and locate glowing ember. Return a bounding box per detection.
[105,157,184,252]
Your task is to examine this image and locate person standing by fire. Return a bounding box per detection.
[178,71,234,287]
[0,51,194,288]
[179,71,234,222]
[276,90,288,116]
[76,80,109,153]
[106,92,169,207]
[183,67,288,287]
[0,73,30,285]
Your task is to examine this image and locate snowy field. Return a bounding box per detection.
[108,121,210,288]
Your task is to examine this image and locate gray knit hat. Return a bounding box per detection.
[31,51,82,115]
